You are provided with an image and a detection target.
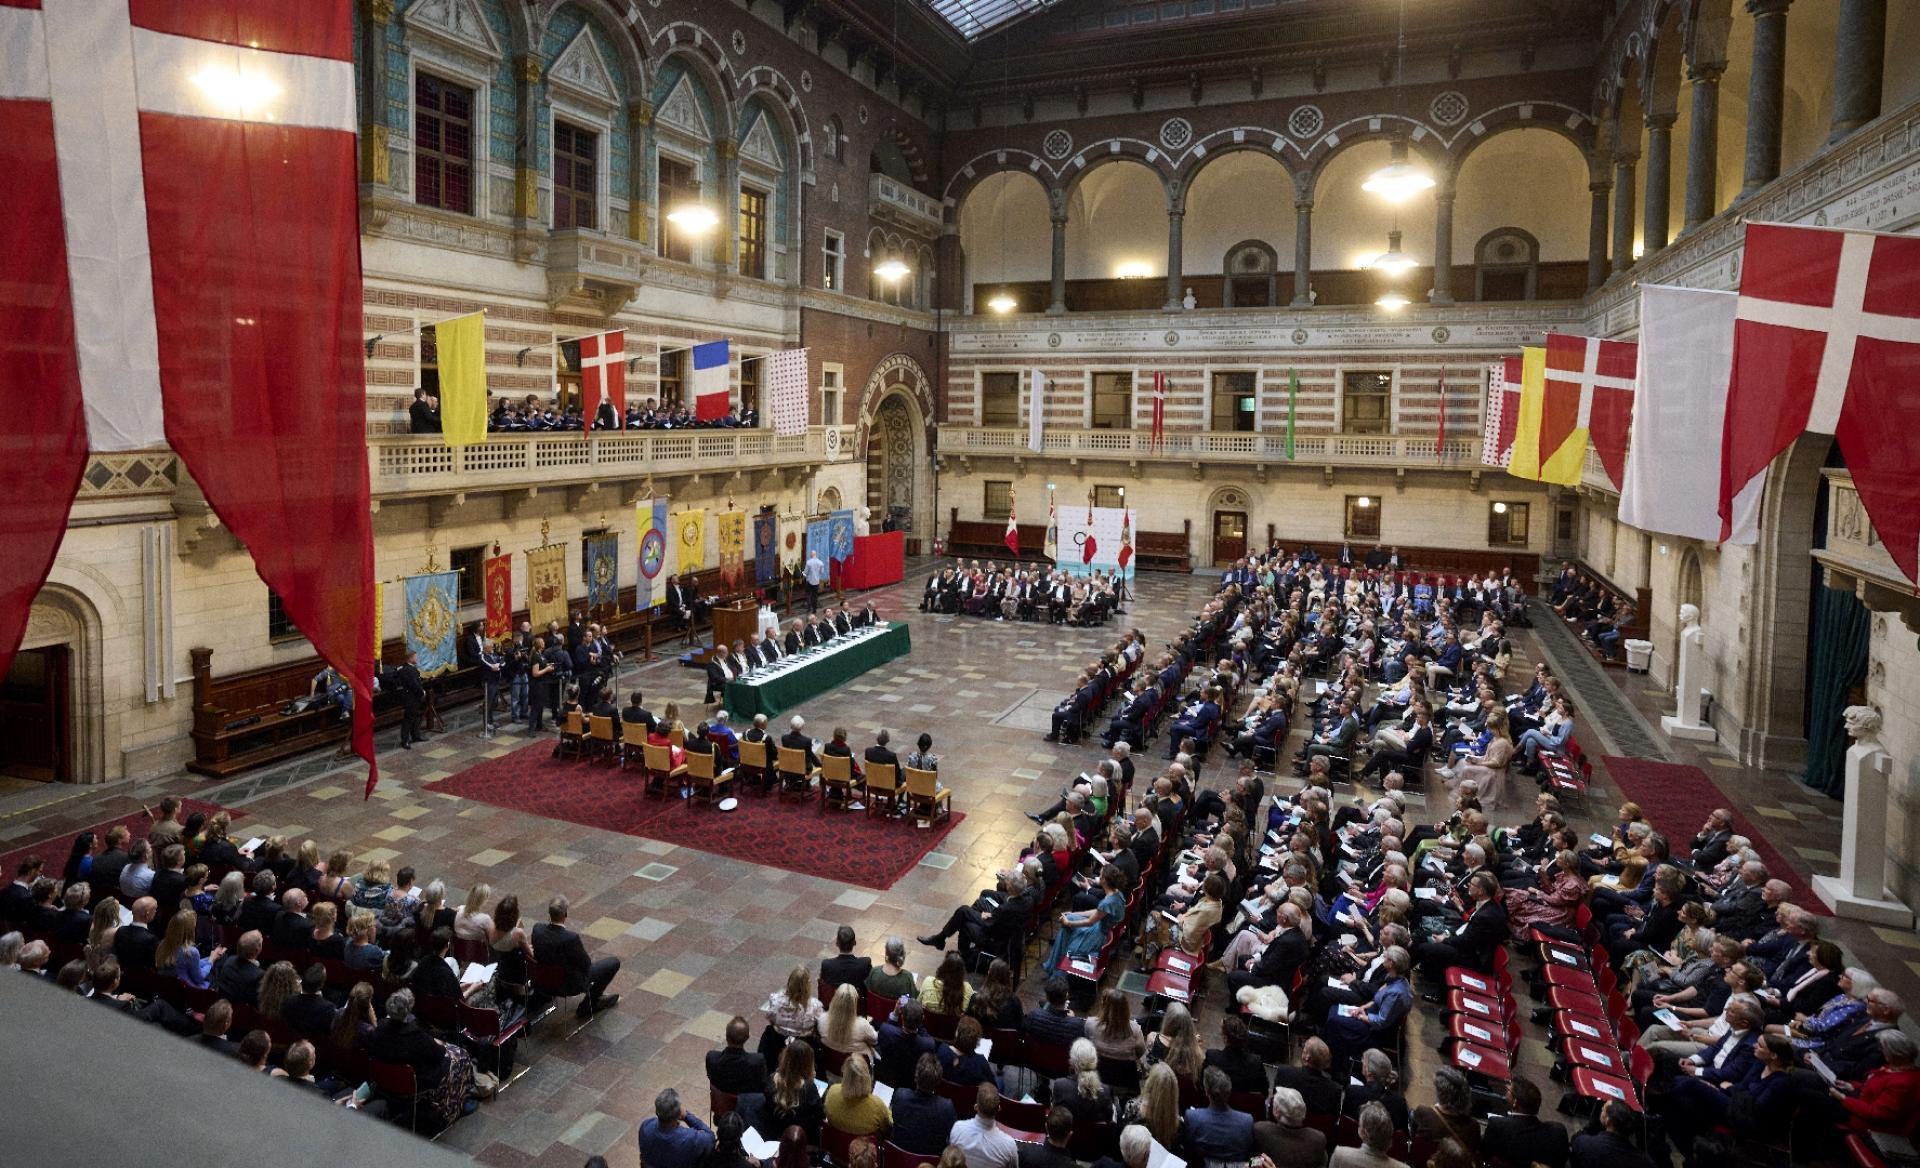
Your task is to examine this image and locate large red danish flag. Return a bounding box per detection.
[0,0,378,791]
[1722,222,1920,586]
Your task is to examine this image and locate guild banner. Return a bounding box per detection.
[483,553,513,638]
[525,543,568,631]
[828,509,856,563]
[584,532,620,612]
[672,508,707,575]
[636,497,668,608]
[717,510,746,589]
[403,571,459,677]
[753,513,779,584]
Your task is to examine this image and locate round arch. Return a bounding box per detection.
[940,148,1052,209]
[1063,158,1171,285]
[1295,118,1448,203]
[955,169,1052,310]
[1454,128,1591,268]
[735,66,815,176]
[1181,149,1297,302]
[1060,152,1174,209]
[1202,485,1255,567]
[1443,110,1594,187]
[856,355,937,537]
[1307,139,1437,276]
[651,42,737,143]
[529,0,649,94]
[19,581,109,784]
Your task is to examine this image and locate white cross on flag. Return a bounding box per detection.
[1481,357,1521,468]
[1723,222,1920,585]
[577,329,625,432]
[0,0,378,790]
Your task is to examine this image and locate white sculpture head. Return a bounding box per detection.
[1843,705,1883,745]
[1678,603,1701,629]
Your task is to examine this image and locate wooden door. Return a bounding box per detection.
[0,645,69,783]
[1211,510,1247,567]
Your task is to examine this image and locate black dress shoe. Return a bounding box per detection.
[916,934,945,950]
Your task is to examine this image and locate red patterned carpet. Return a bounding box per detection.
[1601,756,1828,914]
[425,742,963,890]
[0,799,240,878]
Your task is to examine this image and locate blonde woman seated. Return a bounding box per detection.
[1438,710,1513,810]
[1146,873,1225,958]
[649,702,688,768]
[453,883,492,941]
[822,983,879,1058]
[1051,1038,1115,1126]
[764,964,825,1044]
[1122,1063,1184,1150]
[919,950,974,1016]
[823,1055,893,1138]
[1142,1002,1206,1083]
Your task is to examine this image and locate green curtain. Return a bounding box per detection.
[1802,583,1871,798]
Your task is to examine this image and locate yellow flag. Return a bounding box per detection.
[525,543,569,630]
[672,509,708,574]
[1505,346,1559,482]
[717,510,746,589]
[372,579,383,664]
[435,312,488,448]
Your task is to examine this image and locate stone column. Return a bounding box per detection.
[1612,153,1638,274]
[512,54,544,220]
[1741,0,1793,199]
[1047,211,1068,315]
[356,0,393,187]
[1641,114,1675,256]
[1829,0,1886,141]
[1290,200,1314,307]
[1428,189,1455,304]
[1163,202,1186,312]
[626,99,653,245]
[1682,63,1724,231]
[715,137,738,270]
[1587,180,1612,290]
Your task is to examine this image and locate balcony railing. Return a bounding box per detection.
[868,174,942,234]
[937,426,1484,466]
[368,426,854,496]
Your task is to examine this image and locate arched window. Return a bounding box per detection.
[822,116,843,163]
[1221,240,1279,308]
[1474,227,1540,302]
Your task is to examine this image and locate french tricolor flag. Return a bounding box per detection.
[690,339,730,421]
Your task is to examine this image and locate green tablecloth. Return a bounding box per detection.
[724,622,912,719]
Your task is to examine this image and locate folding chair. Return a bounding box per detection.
[904,766,951,825]
[820,752,860,811]
[687,750,736,805]
[863,761,903,819]
[777,745,819,800]
[643,742,687,798]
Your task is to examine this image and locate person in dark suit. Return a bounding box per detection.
[211,931,265,1006]
[1184,1066,1256,1162]
[408,388,440,433]
[113,897,161,972]
[706,1015,770,1096]
[1227,905,1310,998]
[391,651,427,748]
[622,691,658,737]
[1569,1100,1656,1168]
[821,926,872,992]
[282,963,340,1037]
[892,1053,961,1156]
[1416,873,1509,978]
[587,691,624,737]
[1102,681,1157,749]
[1204,1015,1270,1095]
[1022,977,1087,1049]
[146,845,189,916]
[1129,809,1160,871]
[1483,1080,1569,1168]
[197,1000,240,1057]
[410,927,479,1006]
[90,828,132,906]
[782,619,804,656]
[531,896,620,1019]
[271,889,315,952]
[863,730,900,775]
[821,727,863,780]
[875,999,942,1088]
[780,716,820,771]
[1270,1037,1344,1117]
[236,872,280,936]
[919,868,1036,969]
[51,883,93,943]
[365,989,453,1091]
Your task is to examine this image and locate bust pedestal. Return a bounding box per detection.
[1814,739,1914,927]
[1660,617,1716,742]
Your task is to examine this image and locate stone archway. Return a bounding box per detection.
[13,584,108,784]
[856,354,936,538]
[1204,485,1254,567]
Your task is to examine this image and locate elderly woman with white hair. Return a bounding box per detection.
[1833,1029,1920,1134]
[1786,965,1879,1055]
[1048,1038,1114,1127]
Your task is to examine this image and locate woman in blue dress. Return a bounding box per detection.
[1049,865,1126,970]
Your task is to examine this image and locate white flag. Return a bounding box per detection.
[1028,368,1046,452]
[766,347,810,436]
[1618,284,1763,544]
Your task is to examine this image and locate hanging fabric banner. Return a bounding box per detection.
[672,509,708,574]
[828,509,856,563]
[767,348,810,436]
[372,578,384,664]
[435,312,488,448]
[636,497,668,609]
[525,543,569,631]
[717,511,747,589]
[584,532,620,612]
[403,571,460,677]
[806,518,832,565]
[483,553,513,638]
[753,513,780,584]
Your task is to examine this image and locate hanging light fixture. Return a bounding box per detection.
[1367,228,1417,275]
[1375,290,1411,310]
[1362,140,1435,202]
[1362,0,1435,203]
[987,292,1017,313]
[874,249,911,282]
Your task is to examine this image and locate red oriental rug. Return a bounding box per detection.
[424,742,963,891]
[0,798,241,880]
[1600,756,1828,914]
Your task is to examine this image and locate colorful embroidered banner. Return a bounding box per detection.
[483,553,513,638]
[525,542,569,631]
[636,497,668,608]
[753,513,779,584]
[828,509,856,563]
[403,571,459,677]
[717,510,746,589]
[584,532,620,612]
[671,509,707,574]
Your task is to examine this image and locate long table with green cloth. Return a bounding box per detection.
[723,622,911,719]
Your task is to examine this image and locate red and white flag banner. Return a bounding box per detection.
[577,329,625,432]
[1150,372,1166,451]
[0,0,378,791]
[1723,222,1920,584]
[1541,331,1637,489]
[1481,358,1522,468]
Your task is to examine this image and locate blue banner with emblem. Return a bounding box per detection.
[403,571,459,678]
[585,532,620,612]
[828,509,856,563]
[806,518,832,565]
[753,513,779,584]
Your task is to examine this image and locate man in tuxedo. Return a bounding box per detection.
[211,931,266,1006]
[236,872,280,935]
[802,614,827,648]
[821,925,873,992]
[390,650,427,749]
[864,729,900,775]
[832,607,853,636]
[113,897,161,972]
[1483,1080,1570,1168]
[1570,1100,1655,1168]
[745,633,771,670]
[272,889,315,952]
[705,1016,769,1095]
[1227,905,1310,998]
[531,896,621,1019]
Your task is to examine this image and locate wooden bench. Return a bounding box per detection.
[1135,525,1193,572]
[945,511,1192,572]
[1558,559,1648,669]
[1264,535,1541,592]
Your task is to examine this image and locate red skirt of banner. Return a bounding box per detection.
[483,554,513,639]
